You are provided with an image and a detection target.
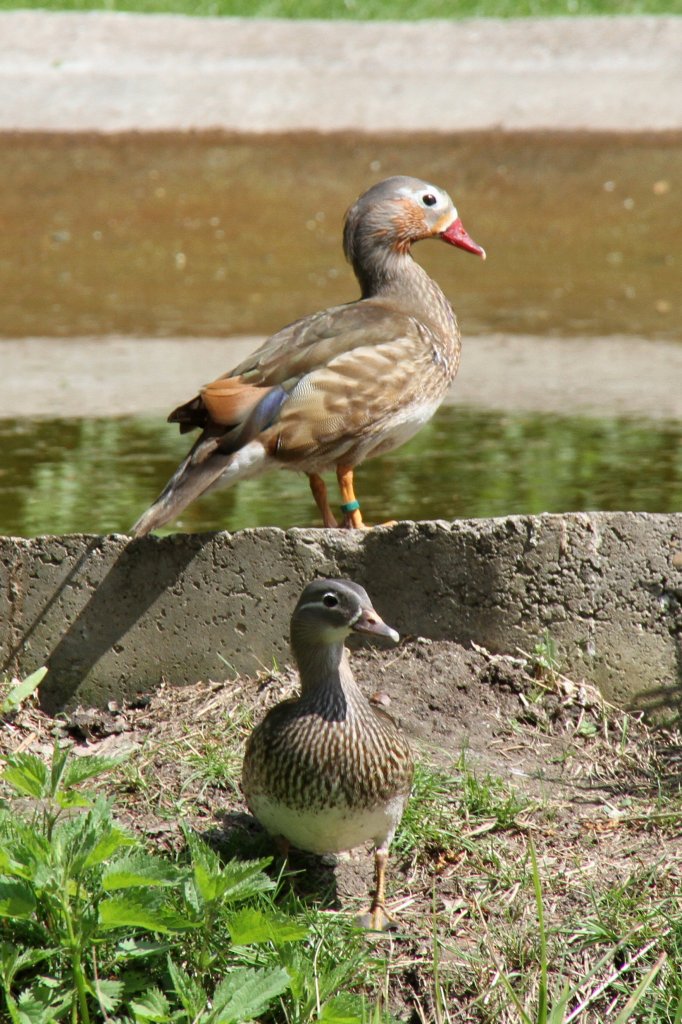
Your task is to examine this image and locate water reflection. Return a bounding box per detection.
[1,407,679,538]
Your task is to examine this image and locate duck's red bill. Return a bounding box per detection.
[440,218,486,259]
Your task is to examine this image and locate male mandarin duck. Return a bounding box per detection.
[130,176,485,536]
[242,578,413,931]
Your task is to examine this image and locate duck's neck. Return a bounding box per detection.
[352,243,456,335]
[292,637,361,719]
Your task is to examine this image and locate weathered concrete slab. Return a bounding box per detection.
[0,12,680,133]
[1,513,681,717]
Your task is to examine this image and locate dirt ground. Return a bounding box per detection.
[3,637,680,1019]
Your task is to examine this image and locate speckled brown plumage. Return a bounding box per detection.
[131,176,485,537]
[241,579,414,930]
[243,675,413,813]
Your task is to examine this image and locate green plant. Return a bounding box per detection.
[0,742,291,1023]
[129,955,292,1024]
[273,904,386,1024]
[184,708,253,796]
[457,753,530,828]
[0,0,679,18]
[0,666,47,715]
[530,631,561,686]
[393,761,462,861]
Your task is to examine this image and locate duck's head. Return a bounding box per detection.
[343,175,486,265]
[291,578,399,651]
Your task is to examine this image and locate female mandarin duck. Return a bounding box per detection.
[131,176,485,536]
[242,578,413,931]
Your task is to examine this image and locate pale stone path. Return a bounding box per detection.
[1,12,680,132]
[2,334,680,421]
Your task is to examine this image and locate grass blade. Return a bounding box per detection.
[0,667,47,713]
[529,839,549,1023]
[612,952,667,1024]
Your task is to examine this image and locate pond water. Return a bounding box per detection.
[1,131,679,339]
[2,407,680,537]
[0,131,680,537]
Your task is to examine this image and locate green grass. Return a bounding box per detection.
[184,703,255,797]
[0,0,680,16]
[394,755,531,865]
[0,667,46,716]
[480,841,682,1024]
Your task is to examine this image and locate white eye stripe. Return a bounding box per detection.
[297,596,343,614]
[398,184,442,202]
[296,599,326,614]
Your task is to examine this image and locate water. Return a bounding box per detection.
[1,407,680,538]
[0,130,680,536]
[0,131,679,340]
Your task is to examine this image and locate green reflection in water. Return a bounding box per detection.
[1,407,680,538]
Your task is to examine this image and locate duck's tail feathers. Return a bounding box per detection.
[130,439,269,537]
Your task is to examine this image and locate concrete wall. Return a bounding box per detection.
[1,513,681,717]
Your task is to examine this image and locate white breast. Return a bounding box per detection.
[249,792,408,854]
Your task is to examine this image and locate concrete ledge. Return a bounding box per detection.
[1,12,681,133]
[2,513,681,717]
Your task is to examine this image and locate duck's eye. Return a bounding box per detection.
[322,593,339,608]
[422,193,438,207]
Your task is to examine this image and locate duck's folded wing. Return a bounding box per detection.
[262,325,445,461]
[170,302,423,433]
[229,300,419,386]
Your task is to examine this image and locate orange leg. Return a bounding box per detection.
[308,473,338,528]
[336,465,367,530]
[370,848,391,930]
[355,847,395,931]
